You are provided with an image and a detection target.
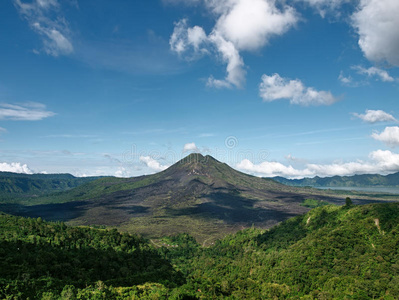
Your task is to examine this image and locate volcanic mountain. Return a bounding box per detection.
[0,153,388,243]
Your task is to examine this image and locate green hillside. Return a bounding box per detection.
[170,202,399,298]
[1,202,399,299]
[0,213,183,299]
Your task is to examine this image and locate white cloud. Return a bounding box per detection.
[237,149,399,178]
[32,22,73,56]
[188,26,208,51]
[170,0,298,88]
[114,167,131,178]
[13,0,73,56]
[213,0,297,52]
[0,127,7,134]
[36,0,58,9]
[285,154,307,163]
[207,33,246,88]
[259,73,338,106]
[353,109,397,123]
[237,159,313,178]
[352,0,399,66]
[300,0,350,17]
[372,126,399,147]
[338,71,353,85]
[139,156,169,172]
[0,162,33,174]
[0,102,55,121]
[170,19,208,58]
[353,66,395,82]
[183,142,199,153]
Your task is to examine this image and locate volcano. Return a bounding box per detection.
[2,153,354,243]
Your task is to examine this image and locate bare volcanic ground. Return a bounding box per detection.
[0,154,394,244]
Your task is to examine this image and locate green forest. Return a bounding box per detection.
[1,201,399,299]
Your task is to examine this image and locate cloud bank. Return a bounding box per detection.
[0,162,33,174]
[237,149,399,178]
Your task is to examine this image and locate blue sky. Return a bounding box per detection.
[0,0,399,178]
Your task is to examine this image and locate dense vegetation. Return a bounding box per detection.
[1,201,399,299]
[0,213,183,299]
[273,172,399,187]
[300,198,329,208]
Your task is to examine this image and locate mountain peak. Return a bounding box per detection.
[175,153,221,169]
[162,153,226,181]
[181,152,205,162]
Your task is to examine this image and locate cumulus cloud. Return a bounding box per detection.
[183,142,199,153]
[170,19,208,58]
[372,126,399,147]
[259,73,338,106]
[352,0,399,66]
[237,159,313,178]
[0,162,33,174]
[207,33,246,88]
[139,156,169,172]
[353,66,395,82]
[353,110,397,123]
[170,0,298,88]
[213,0,297,52]
[237,149,399,178]
[13,0,73,56]
[0,102,55,121]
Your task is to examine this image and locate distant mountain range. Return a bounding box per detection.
[0,172,101,201]
[0,154,397,242]
[272,172,399,187]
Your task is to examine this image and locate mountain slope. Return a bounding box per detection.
[0,154,394,242]
[273,172,399,187]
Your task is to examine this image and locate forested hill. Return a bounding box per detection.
[161,202,399,298]
[0,212,183,299]
[273,171,399,187]
[2,202,399,299]
[0,172,102,200]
